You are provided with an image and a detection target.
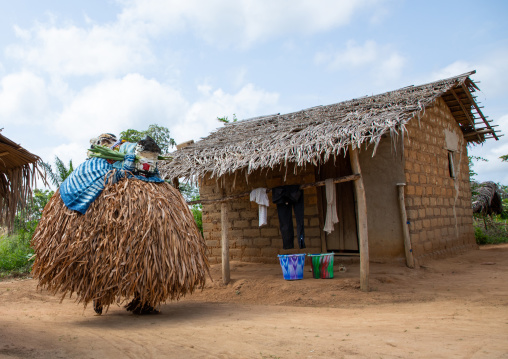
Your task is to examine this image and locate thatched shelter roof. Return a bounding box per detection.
[0,130,42,231]
[160,71,498,182]
[472,181,504,215]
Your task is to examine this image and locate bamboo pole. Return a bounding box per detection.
[396,183,415,268]
[221,183,230,285]
[349,146,369,292]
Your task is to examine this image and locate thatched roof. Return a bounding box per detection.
[160,71,498,182]
[0,130,42,231]
[472,181,504,215]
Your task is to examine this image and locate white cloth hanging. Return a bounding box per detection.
[323,179,339,233]
[250,188,269,226]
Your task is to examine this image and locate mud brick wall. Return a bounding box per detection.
[403,97,477,264]
[200,164,322,264]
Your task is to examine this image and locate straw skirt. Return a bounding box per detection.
[31,178,209,311]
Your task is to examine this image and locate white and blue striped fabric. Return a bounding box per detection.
[60,153,163,214]
[60,157,116,214]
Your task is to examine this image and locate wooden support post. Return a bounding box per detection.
[396,184,415,268]
[349,146,369,292]
[221,187,230,285]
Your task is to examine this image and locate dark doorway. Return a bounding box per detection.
[316,154,359,253]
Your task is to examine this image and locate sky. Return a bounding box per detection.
[1,0,507,185]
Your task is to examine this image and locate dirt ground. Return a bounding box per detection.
[1,244,507,359]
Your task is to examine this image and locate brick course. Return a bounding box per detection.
[200,164,321,264]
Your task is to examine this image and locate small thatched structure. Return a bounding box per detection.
[472,182,504,215]
[0,131,42,232]
[31,178,210,312]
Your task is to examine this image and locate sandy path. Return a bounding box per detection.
[1,244,507,358]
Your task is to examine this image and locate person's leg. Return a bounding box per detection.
[93,299,102,315]
[126,296,159,314]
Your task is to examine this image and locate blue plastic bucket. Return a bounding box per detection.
[278,254,306,280]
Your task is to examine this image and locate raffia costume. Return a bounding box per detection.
[31,136,209,314]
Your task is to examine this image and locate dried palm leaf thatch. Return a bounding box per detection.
[472,181,503,215]
[0,131,45,232]
[31,177,210,312]
[160,71,497,184]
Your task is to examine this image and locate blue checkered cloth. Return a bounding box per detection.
[60,154,162,214]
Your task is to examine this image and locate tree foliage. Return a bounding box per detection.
[14,189,54,237]
[501,154,508,162]
[41,156,74,189]
[469,155,488,182]
[120,124,176,153]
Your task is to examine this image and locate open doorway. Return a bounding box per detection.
[316,154,359,253]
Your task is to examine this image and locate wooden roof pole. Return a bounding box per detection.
[449,88,482,143]
[221,179,231,285]
[349,146,369,292]
[461,83,499,141]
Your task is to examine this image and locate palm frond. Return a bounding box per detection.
[40,161,60,189]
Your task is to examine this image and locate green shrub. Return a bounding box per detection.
[473,216,508,245]
[0,189,53,278]
[191,204,203,235]
[0,234,34,276]
[474,227,489,245]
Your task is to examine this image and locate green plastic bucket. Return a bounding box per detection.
[308,253,334,279]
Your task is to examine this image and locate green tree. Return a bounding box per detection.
[14,189,54,240]
[469,155,487,182]
[41,156,74,188]
[500,154,508,162]
[120,124,176,153]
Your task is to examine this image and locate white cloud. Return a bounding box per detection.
[378,53,406,81]
[0,72,50,124]
[314,40,406,83]
[429,48,508,98]
[315,40,378,68]
[172,83,279,143]
[6,22,153,76]
[54,74,188,143]
[118,0,379,48]
[48,142,87,170]
[429,61,472,81]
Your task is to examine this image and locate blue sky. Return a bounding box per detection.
[1,0,507,184]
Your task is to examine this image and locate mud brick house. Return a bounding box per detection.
[160,71,499,290]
